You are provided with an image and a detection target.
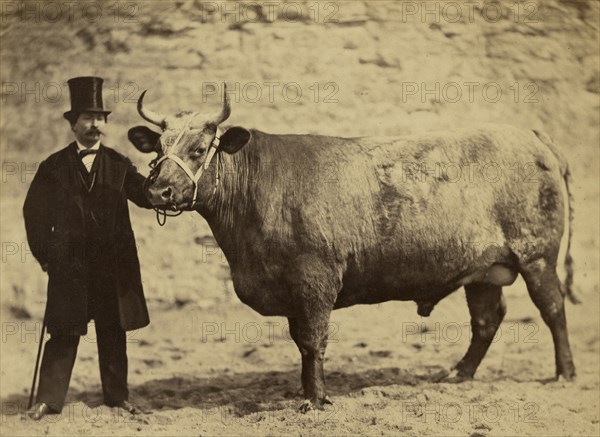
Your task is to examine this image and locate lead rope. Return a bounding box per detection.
[155,208,182,226]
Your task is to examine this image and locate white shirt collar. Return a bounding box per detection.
[76,140,101,152]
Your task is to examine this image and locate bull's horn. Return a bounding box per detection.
[137,90,166,128]
[209,82,231,126]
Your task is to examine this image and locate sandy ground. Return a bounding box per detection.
[1,1,599,436]
[1,270,599,436]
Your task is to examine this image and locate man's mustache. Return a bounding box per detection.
[86,128,104,136]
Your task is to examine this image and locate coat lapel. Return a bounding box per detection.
[52,142,85,215]
[96,144,127,192]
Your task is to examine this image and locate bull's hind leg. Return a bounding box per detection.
[520,259,575,380]
[452,283,506,380]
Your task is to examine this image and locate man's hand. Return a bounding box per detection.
[41,263,48,272]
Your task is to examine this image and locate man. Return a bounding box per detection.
[24,77,153,420]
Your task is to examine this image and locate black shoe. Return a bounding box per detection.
[26,402,50,421]
[110,400,143,415]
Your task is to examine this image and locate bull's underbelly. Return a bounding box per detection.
[333,262,518,309]
[231,261,518,316]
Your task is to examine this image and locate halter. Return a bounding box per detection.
[149,113,222,226]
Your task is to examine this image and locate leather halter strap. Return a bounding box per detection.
[153,113,222,208]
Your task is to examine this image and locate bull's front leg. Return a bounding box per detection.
[285,256,339,412]
[289,314,334,412]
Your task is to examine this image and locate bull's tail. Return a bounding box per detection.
[533,130,579,304]
[562,164,579,304]
[561,162,580,304]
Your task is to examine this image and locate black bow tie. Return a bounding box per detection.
[79,149,98,159]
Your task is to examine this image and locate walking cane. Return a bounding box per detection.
[28,311,47,410]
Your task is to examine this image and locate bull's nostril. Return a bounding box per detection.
[161,187,172,199]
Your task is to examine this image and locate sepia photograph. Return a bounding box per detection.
[0,1,598,435]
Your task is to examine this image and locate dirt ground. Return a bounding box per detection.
[1,1,599,436]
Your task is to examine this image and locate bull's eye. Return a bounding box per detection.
[191,146,206,157]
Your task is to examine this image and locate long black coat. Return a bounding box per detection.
[23,142,153,335]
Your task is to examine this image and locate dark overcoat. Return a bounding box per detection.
[23,142,153,335]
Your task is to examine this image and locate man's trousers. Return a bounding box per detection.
[35,325,128,412]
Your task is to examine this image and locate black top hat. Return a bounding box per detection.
[63,76,111,121]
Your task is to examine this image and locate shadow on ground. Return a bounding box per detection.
[1,365,450,417]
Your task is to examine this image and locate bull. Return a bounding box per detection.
[128,85,577,412]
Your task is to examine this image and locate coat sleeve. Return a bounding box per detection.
[23,160,54,268]
[124,158,153,209]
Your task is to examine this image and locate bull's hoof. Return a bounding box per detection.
[298,396,333,413]
[541,374,575,387]
[439,368,473,383]
[556,373,576,383]
[557,363,576,382]
[299,400,314,413]
[431,368,450,382]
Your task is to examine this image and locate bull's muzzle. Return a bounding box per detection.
[145,175,180,209]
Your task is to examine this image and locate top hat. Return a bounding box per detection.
[63,76,111,121]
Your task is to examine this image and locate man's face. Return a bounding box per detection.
[71,112,106,147]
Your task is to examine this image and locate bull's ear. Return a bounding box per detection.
[219,126,251,154]
[128,126,161,154]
